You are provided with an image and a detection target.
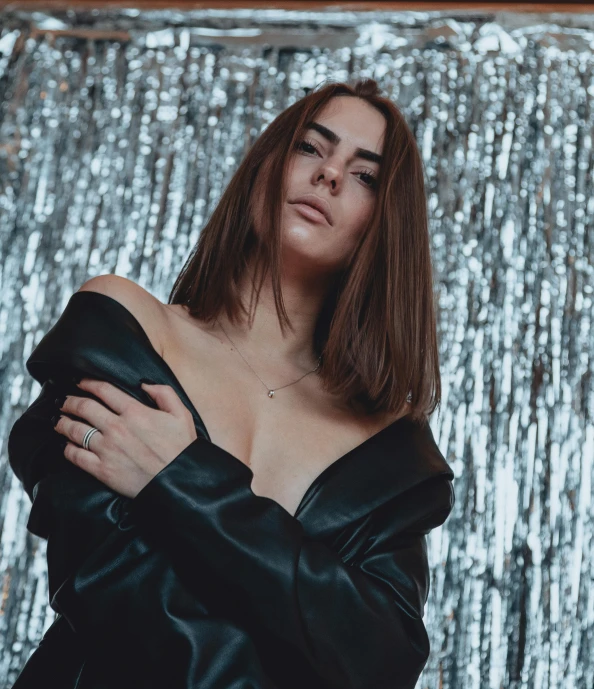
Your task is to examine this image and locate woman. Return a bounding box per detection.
[9,78,455,688]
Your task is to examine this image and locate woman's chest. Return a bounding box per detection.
[159,308,396,517]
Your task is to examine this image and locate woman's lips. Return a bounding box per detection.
[290,202,331,226]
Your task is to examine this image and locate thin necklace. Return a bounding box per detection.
[216,318,322,398]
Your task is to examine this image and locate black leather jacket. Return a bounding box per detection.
[8,290,455,689]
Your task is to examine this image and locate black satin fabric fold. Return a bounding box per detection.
[8,290,455,689]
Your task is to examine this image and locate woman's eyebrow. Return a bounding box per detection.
[304,120,383,165]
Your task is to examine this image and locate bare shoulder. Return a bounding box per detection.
[76,274,167,355]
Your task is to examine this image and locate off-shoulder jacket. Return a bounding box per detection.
[8,290,456,689]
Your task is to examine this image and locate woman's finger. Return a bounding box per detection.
[76,378,143,416]
[60,389,120,432]
[141,383,191,418]
[55,415,103,452]
[63,438,104,478]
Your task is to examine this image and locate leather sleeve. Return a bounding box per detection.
[8,379,273,689]
[122,437,455,689]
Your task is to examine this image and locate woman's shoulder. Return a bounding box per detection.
[76,275,167,356]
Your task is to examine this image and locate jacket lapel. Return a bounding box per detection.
[295,417,454,537]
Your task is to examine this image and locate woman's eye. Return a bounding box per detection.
[358,171,378,189]
[297,140,319,155]
[296,139,377,189]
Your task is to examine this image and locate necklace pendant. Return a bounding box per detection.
[268,390,275,398]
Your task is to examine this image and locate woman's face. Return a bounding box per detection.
[257,96,386,277]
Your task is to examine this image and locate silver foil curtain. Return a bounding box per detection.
[1,6,593,688]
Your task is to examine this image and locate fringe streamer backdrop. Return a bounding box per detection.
[0,5,593,689]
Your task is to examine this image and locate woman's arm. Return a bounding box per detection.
[9,378,272,689]
[121,437,455,689]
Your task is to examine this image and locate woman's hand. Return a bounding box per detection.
[54,378,198,499]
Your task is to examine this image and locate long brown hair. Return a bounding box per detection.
[168,78,441,426]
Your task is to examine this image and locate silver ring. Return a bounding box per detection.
[82,427,100,451]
